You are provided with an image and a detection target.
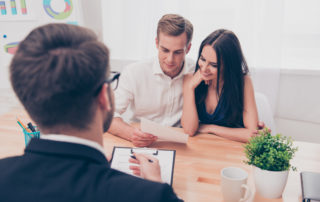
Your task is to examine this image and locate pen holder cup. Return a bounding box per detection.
[23,127,40,146]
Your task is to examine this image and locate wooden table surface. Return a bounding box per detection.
[0,107,320,202]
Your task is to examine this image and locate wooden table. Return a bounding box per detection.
[1,107,320,202]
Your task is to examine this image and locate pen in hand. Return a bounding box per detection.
[130,155,153,163]
[129,153,162,183]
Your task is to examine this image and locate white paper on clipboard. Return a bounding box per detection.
[110,147,176,185]
[140,118,188,144]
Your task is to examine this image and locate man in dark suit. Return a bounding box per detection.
[0,23,182,202]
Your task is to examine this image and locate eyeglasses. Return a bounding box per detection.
[94,71,120,96]
[105,71,120,90]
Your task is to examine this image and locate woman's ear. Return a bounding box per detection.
[97,84,112,112]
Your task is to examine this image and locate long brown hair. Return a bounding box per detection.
[195,29,249,125]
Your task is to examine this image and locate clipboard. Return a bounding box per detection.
[110,146,176,185]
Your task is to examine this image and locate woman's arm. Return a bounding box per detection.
[198,124,257,143]
[198,76,259,143]
[181,71,203,136]
[242,75,259,131]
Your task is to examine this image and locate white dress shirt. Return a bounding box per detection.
[41,134,107,158]
[114,57,195,126]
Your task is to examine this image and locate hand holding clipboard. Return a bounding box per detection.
[129,153,162,183]
[110,147,176,185]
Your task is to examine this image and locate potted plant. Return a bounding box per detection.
[244,128,298,199]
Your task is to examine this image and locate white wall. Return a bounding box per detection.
[275,69,320,142]
[0,0,83,90]
[79,0,103,41]
[0,0,88,115]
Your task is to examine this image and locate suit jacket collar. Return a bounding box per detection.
[25,138,109,166]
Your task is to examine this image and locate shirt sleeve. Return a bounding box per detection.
[113,66,134,118]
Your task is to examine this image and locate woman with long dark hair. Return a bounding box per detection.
[181,29,258,143]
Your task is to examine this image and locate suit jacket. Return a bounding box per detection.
[0,138,182,202]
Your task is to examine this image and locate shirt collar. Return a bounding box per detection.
[152,57,191,80]
[152,57,164,75]
[40,134,107,158]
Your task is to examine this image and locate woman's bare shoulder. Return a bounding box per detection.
[183,73,194,82]
[244,75,253,85]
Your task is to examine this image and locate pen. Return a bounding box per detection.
[27,122,36,132]
[17,120,26,131]
[17,118,31,132]
[130,155,153,163]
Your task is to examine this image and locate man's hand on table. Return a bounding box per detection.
[130,128,157,147]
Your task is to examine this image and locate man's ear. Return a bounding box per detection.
[97,84,111,112]
[186,42,191,54]
[155,37,159,49]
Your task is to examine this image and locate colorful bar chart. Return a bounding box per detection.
[0,0,28,16]
[20,0,26,14]
[10,0,17,15]
[0,1,6,15]
[4,41,19,55]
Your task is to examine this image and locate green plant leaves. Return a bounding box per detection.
[243,128,298,171]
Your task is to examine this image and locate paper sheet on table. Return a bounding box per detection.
[141,118,188,144]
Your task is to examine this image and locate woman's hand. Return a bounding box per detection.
[189,70,204,89]
[249,128,259,138]
[198,124,213,134]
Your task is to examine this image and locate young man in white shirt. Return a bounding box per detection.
[108,14,195,147]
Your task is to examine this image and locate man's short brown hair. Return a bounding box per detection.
[10,23,110,129]
[157,14,193,45]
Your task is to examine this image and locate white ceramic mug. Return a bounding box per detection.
[221,167,251,202]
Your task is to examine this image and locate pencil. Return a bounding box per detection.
[17,117,31,132]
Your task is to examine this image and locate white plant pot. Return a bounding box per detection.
[253,166,289,199]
